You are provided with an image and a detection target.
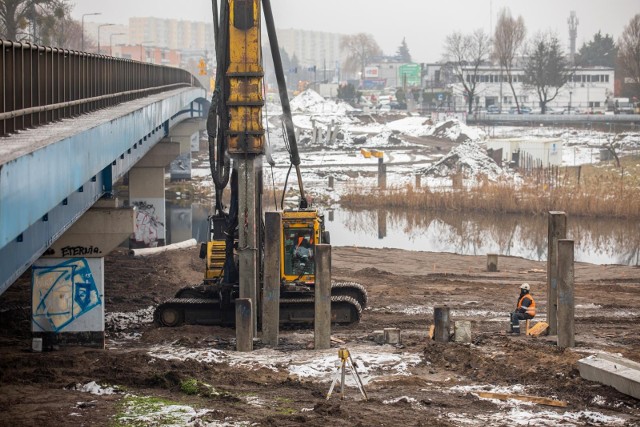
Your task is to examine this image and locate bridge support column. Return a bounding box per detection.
[128,139,180,248]
[168,119,203,181]
[32,199,135,348]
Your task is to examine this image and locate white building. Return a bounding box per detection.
[488,138,563,168]
[449,66,614,113]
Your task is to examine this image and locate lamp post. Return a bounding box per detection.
[81,12,101,52]
[97,23,114,54]
[109,33,126,56]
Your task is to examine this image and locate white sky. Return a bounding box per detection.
[71,0,638,62]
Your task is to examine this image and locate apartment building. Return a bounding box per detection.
[128,17,214,53]
[276,28,342,73]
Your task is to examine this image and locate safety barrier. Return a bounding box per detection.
[0,40,202,136]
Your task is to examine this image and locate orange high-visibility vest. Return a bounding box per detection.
[518,294,536,317]
[297,236,313,247]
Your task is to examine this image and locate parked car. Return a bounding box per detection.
[546,107,565,115]
[509,106,531,114]
[390,101,407,110]
[486,105,501,114]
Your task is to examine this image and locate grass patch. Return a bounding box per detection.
[179,378,199,396]
[113,395,188,427]
[179,378,239,401]
[276,407,298,415]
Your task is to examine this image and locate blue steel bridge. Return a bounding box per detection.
[0,39,207,295]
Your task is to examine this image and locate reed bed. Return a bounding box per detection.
[341,157,640,220]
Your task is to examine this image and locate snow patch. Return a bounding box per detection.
[106,306,155,332]
[290,89,354,115]
[288,351,421,385]
[147,343,420,385]
[70,381,120,395]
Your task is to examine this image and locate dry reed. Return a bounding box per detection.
[341,157,640,220]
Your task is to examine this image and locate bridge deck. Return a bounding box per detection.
[0,86,206,294]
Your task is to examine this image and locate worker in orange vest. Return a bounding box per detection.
[509,283,536,335]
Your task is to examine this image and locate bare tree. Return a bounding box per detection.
[604,133,623,167]
[340,33,382,78]
[493,8,526,113]
[618,14,640,95]
[0,0,71,44]
[443,29,492,114]
[523,32,572,114]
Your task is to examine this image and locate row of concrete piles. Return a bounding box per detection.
[235,211,333,352]
[241,210,576,351]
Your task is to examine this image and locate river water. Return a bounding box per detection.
[166,203,640,266]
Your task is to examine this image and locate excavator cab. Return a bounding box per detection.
[281,209,322,284]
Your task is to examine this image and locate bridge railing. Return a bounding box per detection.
[0,40,203,137]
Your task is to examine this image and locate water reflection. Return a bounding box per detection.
[166,202,640,266]
[325,208,640,266]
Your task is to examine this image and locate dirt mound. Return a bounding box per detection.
[353,267,393,277]
[420,141,505,180]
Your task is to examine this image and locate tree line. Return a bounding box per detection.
[339,10,640,114]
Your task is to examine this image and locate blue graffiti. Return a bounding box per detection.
[32,258,102,332]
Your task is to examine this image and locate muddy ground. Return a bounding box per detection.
[1,246,639,426]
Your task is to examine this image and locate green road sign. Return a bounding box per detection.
[398,63,421,86]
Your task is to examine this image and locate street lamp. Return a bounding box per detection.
[97,23,114,54]
[109,32,126,56]
[81,12,101,52]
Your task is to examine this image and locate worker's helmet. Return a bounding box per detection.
[520,283,530,291]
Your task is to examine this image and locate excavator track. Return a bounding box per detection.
[154,295,362,327]
[154,298,233,327]
[331,280,368,309]
[279,295,362,325]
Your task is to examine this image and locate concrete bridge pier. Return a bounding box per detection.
[32,198,135,348]
[167,119,204,181]
[128,139,180,249]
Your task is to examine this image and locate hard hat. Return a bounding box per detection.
[520,283,530,291]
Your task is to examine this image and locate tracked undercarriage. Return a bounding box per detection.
[154,280,367,327]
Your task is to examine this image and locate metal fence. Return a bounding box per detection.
[0,40,202,137]
[469,113,640,125]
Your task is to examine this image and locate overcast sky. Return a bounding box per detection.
[71,0,638,62]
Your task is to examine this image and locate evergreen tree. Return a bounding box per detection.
[575,31,617,67]
[337,83,358,103]
[396,37,411,62]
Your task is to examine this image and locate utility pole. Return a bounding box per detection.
[324,57,326,83]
